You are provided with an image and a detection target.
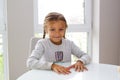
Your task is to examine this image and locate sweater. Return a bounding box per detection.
[27,38,91,69]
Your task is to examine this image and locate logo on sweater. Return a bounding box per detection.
[55,51,63,61]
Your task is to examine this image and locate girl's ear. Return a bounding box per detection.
[44,26,48,33]
[45,27,48,33]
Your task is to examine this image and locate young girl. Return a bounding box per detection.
[27,12,91,75]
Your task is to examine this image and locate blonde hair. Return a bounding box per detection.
[43,12,68,38]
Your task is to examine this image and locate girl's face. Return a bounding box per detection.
[45,20,66,45]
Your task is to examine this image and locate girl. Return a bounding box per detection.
[27,12,91,75]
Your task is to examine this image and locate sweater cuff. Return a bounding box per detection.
[48,62,54,69]
[78,59,85,64]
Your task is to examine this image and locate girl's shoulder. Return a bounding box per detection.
[36,38,50,47]
[37,38,49,43]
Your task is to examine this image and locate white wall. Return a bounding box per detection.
[7,0,34,80]
[99,0,120,65]
[93,0,120,65]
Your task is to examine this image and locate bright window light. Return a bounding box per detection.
[38,0,84,24]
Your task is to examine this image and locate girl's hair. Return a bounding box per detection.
[43,12,68,38]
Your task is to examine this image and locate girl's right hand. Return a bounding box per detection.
[51,63,71,75]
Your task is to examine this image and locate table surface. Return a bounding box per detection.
[17,63,120,80]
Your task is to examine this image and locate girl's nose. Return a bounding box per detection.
[55,31,60,36]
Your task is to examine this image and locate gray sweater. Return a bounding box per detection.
[27,38,91,70]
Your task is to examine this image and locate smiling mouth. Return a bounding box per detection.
[53,37,61,38]
[54,37,61,39]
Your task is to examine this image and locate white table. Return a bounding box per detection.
[17,63,120,80]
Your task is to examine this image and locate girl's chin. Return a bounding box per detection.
[53,37,62,40]
[51,39,62,45]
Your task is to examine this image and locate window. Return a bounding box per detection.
[34,0,92,61]
[0,0,4,79]
[38,0,84,24]
[0,0,7,80]
[0,34,4,80]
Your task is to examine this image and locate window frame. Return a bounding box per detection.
[0,0,9,79]
[33,0,92,55]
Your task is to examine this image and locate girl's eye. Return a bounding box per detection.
[49,28,65,31]
[49,29,55,31]
[59,29,64,31]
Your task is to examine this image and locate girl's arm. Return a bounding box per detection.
[27,41,53,70]
[71,41,91,65]
[70,41,91,71]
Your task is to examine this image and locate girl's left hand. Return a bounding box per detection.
[66,60,88,72]
[74,60,88,72]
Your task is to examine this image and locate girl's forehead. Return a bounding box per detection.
[47,20,66,27]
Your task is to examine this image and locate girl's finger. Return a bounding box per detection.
[83,66,88,71]
[76,66,81,72]
[58,67,71,74]
[75,65,78,71]
[80,65,84,72]
[54,68,61,74]
[66,64,75,70]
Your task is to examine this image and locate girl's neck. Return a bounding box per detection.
[50,39,62,45]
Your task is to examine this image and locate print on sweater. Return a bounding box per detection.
[55,51,63,61]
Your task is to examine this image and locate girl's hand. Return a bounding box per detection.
[74,60,88,72]
[51,63,71,75]
[66,60,88,72]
